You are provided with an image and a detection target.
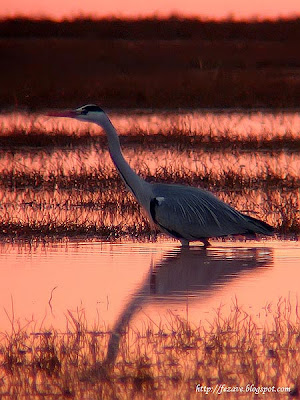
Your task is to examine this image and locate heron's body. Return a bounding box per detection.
[149,183,273,245]
[48,104,274,246]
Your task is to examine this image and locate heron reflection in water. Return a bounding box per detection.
[103,246,272,366]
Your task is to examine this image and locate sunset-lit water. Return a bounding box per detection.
[0,240,299,333]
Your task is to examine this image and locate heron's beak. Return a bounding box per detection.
[46,109,78,118]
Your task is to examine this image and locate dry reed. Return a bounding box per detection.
[0,298,299,399]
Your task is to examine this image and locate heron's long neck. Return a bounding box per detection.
[100,117,148,202]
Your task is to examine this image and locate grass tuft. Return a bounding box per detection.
[0,300,299,399]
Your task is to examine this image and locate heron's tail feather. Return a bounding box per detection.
[244,214,275,235]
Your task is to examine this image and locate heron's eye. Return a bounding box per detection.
[80,109,88,115]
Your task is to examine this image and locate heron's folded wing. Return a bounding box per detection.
[151,188,247,239]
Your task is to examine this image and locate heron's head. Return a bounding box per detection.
[47,104,106,124]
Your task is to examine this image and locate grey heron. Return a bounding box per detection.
[48,104,274,246]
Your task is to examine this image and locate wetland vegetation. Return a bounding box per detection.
[1,17,300,110]
[0,16,300,399]
[0,300,299,399]
[0,111,299,239]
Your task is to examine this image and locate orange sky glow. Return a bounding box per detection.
[1,0,300,20]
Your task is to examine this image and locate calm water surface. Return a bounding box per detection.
[0,240,299,332]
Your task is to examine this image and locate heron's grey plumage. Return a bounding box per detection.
[149,183,273,242]
[49,104,274,246]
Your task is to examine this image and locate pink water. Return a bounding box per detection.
[0,240,299,332]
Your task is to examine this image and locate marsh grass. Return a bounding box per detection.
[0,129,94,149]
[0,154,299,237]
[1,164,299,190]
[1,127,300,152]
[0,142,299,237]
[0,299,299,399]
[1,111,299,238]
[0,185,299,238]
[0,221,155,241]
[2,18,300,109]
[3,17,300,41]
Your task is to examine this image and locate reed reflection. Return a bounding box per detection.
[105,246,272,365]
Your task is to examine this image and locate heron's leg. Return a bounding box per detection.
[180,239,190,247]
[201,239,211,247]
